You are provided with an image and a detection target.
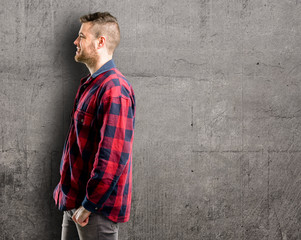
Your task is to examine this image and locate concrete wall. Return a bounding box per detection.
[1,0,301,239]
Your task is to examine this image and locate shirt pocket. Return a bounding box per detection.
[73,109,94,154]
[74,109,94,126]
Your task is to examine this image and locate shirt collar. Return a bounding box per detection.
[91,59,116,79]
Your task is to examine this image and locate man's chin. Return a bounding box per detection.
[74,55,83,63]
[74,55,93,65]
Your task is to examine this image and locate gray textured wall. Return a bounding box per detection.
[1,0,301,239]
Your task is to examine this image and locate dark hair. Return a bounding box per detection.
[80,12,120,54]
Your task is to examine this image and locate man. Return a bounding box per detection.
[53,12,135,240]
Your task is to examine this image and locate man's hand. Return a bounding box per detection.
[72,206,91,227]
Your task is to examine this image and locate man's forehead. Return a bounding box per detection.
[79,22,93,34]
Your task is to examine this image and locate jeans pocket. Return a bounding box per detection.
[96,214,119,234]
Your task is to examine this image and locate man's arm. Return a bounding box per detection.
[73,94,134,225]
[73,95,134,226]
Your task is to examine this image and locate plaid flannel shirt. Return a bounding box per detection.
[53,59,135,223]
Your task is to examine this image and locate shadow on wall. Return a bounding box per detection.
[49,15,87,239]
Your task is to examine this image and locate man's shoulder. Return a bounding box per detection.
[99,68,134,100]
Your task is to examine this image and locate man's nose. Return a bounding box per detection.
[74,37,79,45]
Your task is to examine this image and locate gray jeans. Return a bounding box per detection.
[61,209,119,240]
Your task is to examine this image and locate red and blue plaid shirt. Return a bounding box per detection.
[53,59,135,223]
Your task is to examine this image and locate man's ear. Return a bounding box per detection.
[97,36,106,49]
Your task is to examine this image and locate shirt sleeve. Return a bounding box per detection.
[82,95,134,212]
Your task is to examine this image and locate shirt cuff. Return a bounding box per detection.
[82,197,99,213]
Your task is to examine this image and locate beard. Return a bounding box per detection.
[74,45,97,66]
[74,50,88,63]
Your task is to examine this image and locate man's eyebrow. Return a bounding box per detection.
[79,32,86,37]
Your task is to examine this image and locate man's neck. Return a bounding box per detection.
[87,55,113,75]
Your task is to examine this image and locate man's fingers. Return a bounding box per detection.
[76,216,89,227]
[84,216,89,224]
[79,216,89,227]
[71,207,91,227]
[72,212,78,223]
[72,211,89,226]
[72,209,80,223]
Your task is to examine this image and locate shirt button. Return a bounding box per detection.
[95,207,98,210]
[83,85,86,89]
[81,119,84,123]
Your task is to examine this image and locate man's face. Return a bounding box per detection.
[73,23,97,64]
